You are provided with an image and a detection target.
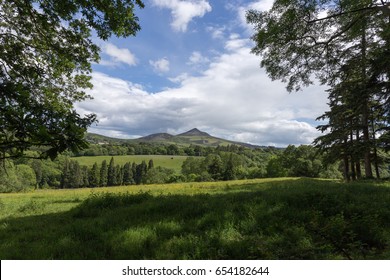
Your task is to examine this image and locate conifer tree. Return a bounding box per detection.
[247,0,390,179]
[107,157,117,186]
[99,160,108,187]
[123,162,134,185]
[89,162,100,188]
[148,159,154,170]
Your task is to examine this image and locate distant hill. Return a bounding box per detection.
[178,128,210,137]
[138,133,174,141]
[86,128,265,149]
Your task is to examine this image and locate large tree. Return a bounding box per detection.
[0,0,144,160]
[247,0,390,178]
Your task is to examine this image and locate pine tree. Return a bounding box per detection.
[107,157,117,186]
[116,164,123,186]
[148,159,154,170]
[100,160,108,187]
[123,162,134,185]
[60,158,71,188]
[89,162,100,188]
[69,160,82,188]
[135,161,147,184]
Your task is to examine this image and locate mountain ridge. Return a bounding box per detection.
[86,128,265,149]
[178,128,211,137]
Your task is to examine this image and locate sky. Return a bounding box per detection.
[75,0,329,147]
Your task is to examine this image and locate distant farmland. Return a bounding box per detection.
[72,155,190,173]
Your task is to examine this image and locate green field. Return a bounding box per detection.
[1,178,390,259]
[72,155,189,172]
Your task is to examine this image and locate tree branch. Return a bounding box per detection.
[307,3,390,24]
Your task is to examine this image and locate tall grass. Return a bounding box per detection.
[0,178,389,259]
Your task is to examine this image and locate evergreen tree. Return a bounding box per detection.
[148,159,154,170]
[69,160,82,188]
[132,162,137,183]
[99,160,108,187]
[116,164,123,186]
[81,166,89,187]
[135,161,147,184]
[89,162,100,188]
[123,162,134,185]
[107,157,117,186]
[247,0,390,179]
[60,158,71,188]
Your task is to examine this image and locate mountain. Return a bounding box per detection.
[86,128,265,149]
[138,133,174,141]
[178,128,210,137]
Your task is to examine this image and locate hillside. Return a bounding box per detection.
[86,128,264,148]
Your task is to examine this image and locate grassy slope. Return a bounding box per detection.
[71,155,189,172]
[0,178,389,259]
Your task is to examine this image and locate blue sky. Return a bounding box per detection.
[76,0,329,147]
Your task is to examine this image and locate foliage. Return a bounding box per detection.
[247,0,390,180]
[0,160,36,192]
[0,0,144,160]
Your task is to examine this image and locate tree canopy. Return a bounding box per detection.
[247,0,390,179]
[0,0,144,160]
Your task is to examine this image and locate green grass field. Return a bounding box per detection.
[1,178,390,259]
[72,155,189,172]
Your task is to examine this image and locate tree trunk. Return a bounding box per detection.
[349,124,356,180]
[343,154,350,181]
[356,130,362,179]
[361,23,374,179]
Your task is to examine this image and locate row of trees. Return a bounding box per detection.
[72,142,256,157]
[247,0,390,181]
[60,158,164,188]
[2,142,389,192]
[181,145,349,181]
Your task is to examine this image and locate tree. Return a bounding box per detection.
[0,0,144,160]
[60,158,71,188]
[247,0,390,179]
[99,160,108,187]
[148,159,154,170]
[122,162,134,185]
[207,154,224,181]
[89,162,100,188]
[107,157,117,186]
[223,154,236,181]
[134,161,147,184]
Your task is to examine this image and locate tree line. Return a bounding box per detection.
[2,142,389,192]
[59,157,166,188]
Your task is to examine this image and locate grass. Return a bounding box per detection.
[71,155,189,172]
[0,178,390,259]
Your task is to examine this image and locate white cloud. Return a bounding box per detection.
[78,34,328,147]
[206,26,226,39]
[152,0,212,32]
[187,51,209,65]
[237,0,274,34]
[101,43,137,67]
[169,72,189,83]
[150,58,170,73]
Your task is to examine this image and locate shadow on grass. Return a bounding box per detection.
[1,179,390,259]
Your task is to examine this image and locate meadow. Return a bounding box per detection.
[72,155,189,172]
[0,178,389,259]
